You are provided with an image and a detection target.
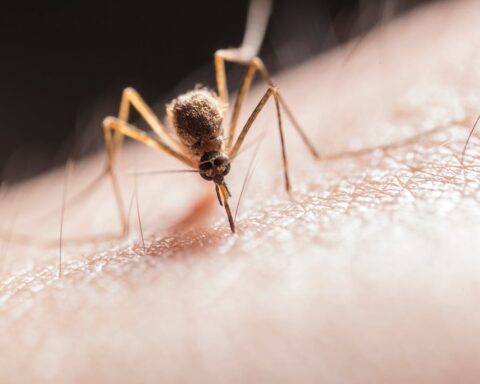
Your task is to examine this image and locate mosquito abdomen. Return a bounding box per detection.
[167,88,225,156]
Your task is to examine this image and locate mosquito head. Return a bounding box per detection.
[199,151,231,184]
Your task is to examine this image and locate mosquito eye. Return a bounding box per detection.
[200,162,212,171]
[214,158,224,166]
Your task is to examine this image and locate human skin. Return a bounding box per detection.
[1,0,480,382]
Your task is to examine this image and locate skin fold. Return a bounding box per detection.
[1,0,480,382]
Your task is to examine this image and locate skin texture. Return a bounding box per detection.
[1,0,480,382]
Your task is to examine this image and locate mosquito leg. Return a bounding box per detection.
[273,93,291,193]
[227,60,258,149]
[229,87,291,192]
[104,117,195,168]
[214,51,320,160]
[105,88,190,232]
[214,51,229,116]
[214,50,251,144]
[112,87,183,157]
[103,86,197,236]
[103,117,195,235]
[250,58,319,159]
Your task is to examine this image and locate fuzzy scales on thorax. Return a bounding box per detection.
[166,88,226,158]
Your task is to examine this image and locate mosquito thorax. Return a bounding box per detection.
[199,151,231,183]
[166,88,225,157]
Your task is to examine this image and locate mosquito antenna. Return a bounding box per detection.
[134,171,146,256]
[461,114,480,163]
[59,159,74,278]
[235,129,268,221]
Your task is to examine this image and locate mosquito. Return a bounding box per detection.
[102,0,319,234]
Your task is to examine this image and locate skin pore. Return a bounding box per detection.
[1,0,480,382]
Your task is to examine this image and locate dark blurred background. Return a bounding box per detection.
[0,0,433,182]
